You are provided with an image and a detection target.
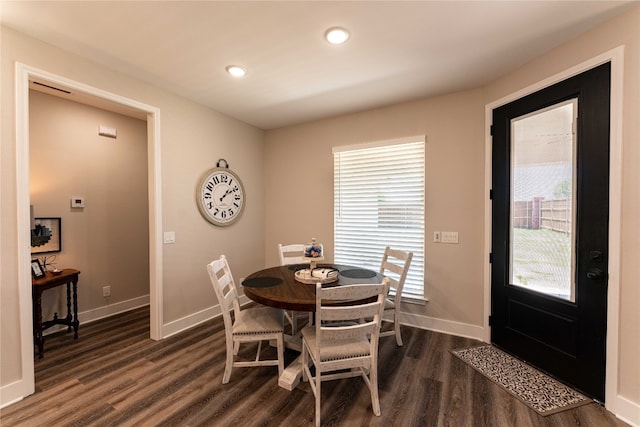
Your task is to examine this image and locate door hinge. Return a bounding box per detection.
[489,189,493,200]
[490,124,494,136]
[489,252,493,263]
[488,315,493,326]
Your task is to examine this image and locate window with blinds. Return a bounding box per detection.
[333,138,425,301]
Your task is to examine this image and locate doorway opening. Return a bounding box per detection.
[15,63,163,399]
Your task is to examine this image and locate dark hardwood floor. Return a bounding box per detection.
[1,306,628,426]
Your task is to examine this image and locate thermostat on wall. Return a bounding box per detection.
[71,197,85,208]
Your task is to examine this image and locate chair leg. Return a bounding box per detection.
[291,311,298,334]
[369,361,381,416]
[315,369,321,427]
[223,337,234,384]
[301,343,309,382]
[394,309,403,347]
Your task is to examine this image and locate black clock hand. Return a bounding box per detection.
[220,188,235,202]
[220,189,230,202]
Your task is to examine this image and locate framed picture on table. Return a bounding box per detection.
[31,259,45,279]
[31,217,62,254]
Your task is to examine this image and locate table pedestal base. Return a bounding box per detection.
[279,356,305,390]
[272,332,307,390]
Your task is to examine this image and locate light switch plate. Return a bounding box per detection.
[441,231,459,244]
[163,231,176,244]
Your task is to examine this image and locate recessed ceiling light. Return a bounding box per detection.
[325,27,350,45]
[226,65,247,77]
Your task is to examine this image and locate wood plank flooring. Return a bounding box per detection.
[1,306,628,426]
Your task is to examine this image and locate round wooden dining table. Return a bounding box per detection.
[242,263,384,312]
[242,263,384,390]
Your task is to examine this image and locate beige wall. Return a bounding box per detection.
[484,5,639,404]
[1,27,265,390]
[264,89,486,326]
[29,90,149,318]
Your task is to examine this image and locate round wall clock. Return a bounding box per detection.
[197,159,245,226]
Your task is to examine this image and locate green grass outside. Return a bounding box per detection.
[511,227,572,299]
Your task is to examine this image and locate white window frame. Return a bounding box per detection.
[333,137,425,301]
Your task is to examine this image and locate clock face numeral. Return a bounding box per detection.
[197,168,245,226]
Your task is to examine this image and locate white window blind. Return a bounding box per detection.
[333,139,425,300]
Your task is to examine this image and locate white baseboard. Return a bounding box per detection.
[162,305,222,338]
[400,311,485,342]
[608,394,640,427]
[42,295,150,336]
[45,293,251,340]
[162,295,250,338]
[0,380,30,409]
[164,298,481,342]
[79,295,150,324]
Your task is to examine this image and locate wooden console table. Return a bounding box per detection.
[32,268,80,358]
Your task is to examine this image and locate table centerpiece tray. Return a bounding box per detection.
[294,266,339,284]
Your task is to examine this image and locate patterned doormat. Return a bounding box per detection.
[451,345,592,416]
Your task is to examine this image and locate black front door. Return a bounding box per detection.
[491,63,610,401]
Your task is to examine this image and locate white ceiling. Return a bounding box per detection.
[0,1,633,130]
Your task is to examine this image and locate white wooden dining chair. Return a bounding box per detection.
[207,255,285,384]
[278,243,306,265]
[379,246,413,346]
[278,243,312,333]
[301,279,390,427]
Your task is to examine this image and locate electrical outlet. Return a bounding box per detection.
[102,286,111,297]
[433,231,441,243]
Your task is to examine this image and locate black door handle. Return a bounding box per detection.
[586,268,603,280]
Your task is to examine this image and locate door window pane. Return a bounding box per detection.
[509,100,577,301]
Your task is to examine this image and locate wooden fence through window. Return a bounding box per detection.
[512,197,571,234]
